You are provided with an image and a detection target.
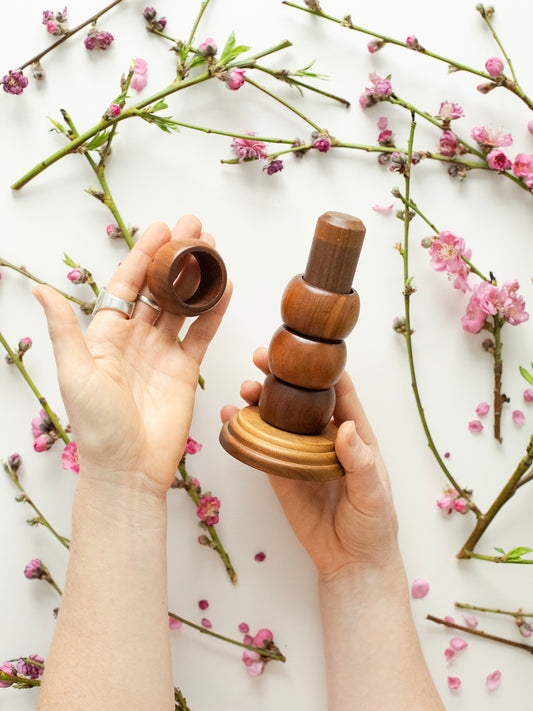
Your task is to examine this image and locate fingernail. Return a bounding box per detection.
[347,421,357,448]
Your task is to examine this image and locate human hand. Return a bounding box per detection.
[221,348,401,579]
[35,215,231,496]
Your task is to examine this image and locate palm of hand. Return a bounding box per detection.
[64,318,199,491]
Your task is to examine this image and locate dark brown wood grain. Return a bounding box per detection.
[258,374,336,435]
[303,212,365,294]
[281,275,360,341]
[268,326,346,390]
[147,238,227,316]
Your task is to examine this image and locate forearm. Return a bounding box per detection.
[37,472,174,711]
[319,558,445,711]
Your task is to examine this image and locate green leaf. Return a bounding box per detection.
[84,128,113,151]
[219,31,251,64]
[494,547,505,555]
[508,547,533,559]
[519,365,533,386]
[138,112,181,133]
[151,100,168,112]
[63,253,78,268]
[219,30,236,62]
[47,117,69,136]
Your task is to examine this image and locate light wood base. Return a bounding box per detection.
[219,406,345,481]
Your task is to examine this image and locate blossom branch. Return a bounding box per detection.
[13,0,124,73]
[176,459,237,584]
[478,7,517,84]
[168,613,286,663]
[0,332,70,444]
[457,434,533,559]
[426,614,533,654]
[253,65,351,107]
[283,1,533,110]
[243,75,322,131]
[456,601,533,618]
[174,687,192,711]
[59,109,135,249]
[0,670,41,688]
[392,182,481,513]
[3,461,70,550]
[0,258,91,309]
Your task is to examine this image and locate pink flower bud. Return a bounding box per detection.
[46,20,60,35]
[67,268,84,283]
[253,628,273,646]
[524,389,533,402]
[8,453,22,471]
[468,420,483,433]
[487,149,512,171]
[475,401,490,416]
[24,558,45,579]
[33,434,52,452]
[225,68,246,91]
[18,337,32,352]
[406,35,417,47]
[0,662,15,687]
[198,37,217,56]
[453,498,469,514]
[411,578,430,599]
[512,409,525,425]
[108,103,121,117]
[485,57,504,77]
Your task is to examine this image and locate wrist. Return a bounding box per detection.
[74,468,168,529]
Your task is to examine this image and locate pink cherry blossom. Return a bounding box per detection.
[253,628,273,646]
[168,616,182,629]
[487,149,511,171]
[485,57,504,77]
[231,133,267,162]
[374,79,392,96]
[452,263,471,293]
[438,101,464,120]
[450,637,468,651]
[411,578,430,599]
[512,153,533,177]
[470,126,512,148]
[476,402,490,416]
[524,389,533,403]
[512,410,525,425]
[486,670,501,690]
[468,420,483,433]
[185,437,202,454]
[461,293,486,333]
[437,488,458,513]
[225,68,246,91]
[448,676,461,690]
[62,441,80,474]
[462,613,478,628]
[196,495,221,525]
[429,231,470,274]
[438,130,459,157]
[16,654,44,680]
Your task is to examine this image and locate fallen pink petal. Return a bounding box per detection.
[444,647,455,663]
[468,420,483,433]
[372,204,394,212]
[475,402,490,416]
[523,388,533,402]
[411,578,430,599]
[462,613,478,628]
[486,669,501,690]
[512,410,525,425]
[168,616,182,630]
[254,552,266,562]
[449,637,468,651]
[448,676,461,690]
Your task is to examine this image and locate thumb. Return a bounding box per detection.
[33,285,93,385]
[335,420,382,508]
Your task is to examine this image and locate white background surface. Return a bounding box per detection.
[1,1,533,709]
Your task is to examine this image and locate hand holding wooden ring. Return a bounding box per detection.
[147,238,227,316]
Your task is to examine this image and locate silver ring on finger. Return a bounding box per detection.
[92,288,136,318]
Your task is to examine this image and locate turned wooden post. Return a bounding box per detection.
[220,212,366,481]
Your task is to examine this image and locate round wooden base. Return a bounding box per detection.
[219,406,345,481]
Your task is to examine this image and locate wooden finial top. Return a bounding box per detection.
[303,212,366,294]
